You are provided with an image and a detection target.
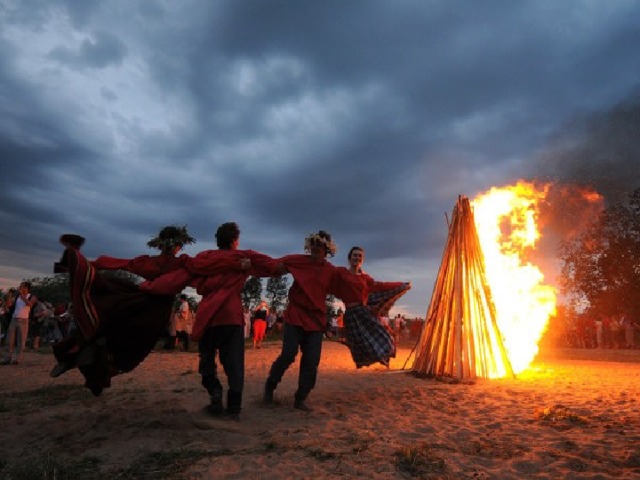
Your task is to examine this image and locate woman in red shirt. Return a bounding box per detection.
[334,246,411,368]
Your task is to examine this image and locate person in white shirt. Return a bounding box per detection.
[2,282,38,365]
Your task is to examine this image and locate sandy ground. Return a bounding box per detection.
[1,339,639,479]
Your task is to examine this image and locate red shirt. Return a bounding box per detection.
[92,253,189,280]
[333,267,404,304]
[141,249,278,340]
[279,254,339,332]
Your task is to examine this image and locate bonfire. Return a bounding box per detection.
[413,182,557,379]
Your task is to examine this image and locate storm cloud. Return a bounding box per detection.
[1,0,639,315]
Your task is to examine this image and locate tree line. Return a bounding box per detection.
[2,271,293,314]
[559,187,640,322]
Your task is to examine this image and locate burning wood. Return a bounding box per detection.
[412,196,514,379]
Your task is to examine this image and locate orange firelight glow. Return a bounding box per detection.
[472,181,556,374]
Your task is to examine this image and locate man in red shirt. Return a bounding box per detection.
[263,230,339,412]
[142,222,281,419]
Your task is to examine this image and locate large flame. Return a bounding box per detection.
[472,181,556,374]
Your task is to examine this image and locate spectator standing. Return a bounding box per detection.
[609,317,623,348]
[393,314,405,343]
[0,298,5,345]
[253,300,269,349]
[31,300,53,350]
[267,310,277,336]
[1,290,16,346]
[621,314,636,349]
[243,308,251,339]
[175,294,192,351]
[594,316,604,348]
[2,282,37,365]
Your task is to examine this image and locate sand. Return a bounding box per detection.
[1,339,639,479]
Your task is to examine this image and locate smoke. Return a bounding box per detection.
[535,90,640,206]
[521,91,640,284]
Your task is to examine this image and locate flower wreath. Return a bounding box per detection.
[147,225,195,251]
[304,232,337,257]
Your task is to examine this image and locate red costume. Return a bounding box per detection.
[141,249,279,340]
[92,253,189,280]
[278,254,339,331]
[333,267,410,368]
[333,267,404,306]
[52,245,174,395]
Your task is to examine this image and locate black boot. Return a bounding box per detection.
[263,378,277,405]
[226,390,242,421]
[294,392,313,412]
[207,388,224,416]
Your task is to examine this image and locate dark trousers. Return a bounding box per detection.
[176,331,190,351]
[199,325,245,410]
[267,323,323,401]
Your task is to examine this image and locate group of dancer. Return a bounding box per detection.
[50,223,410,418]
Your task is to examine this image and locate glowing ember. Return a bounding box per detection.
[472,181,557,374]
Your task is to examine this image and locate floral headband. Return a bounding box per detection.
[147,225,195,251]
[304,232,337,257]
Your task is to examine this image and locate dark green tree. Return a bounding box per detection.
[241,276,263,310]
[559,188,640,320]
[22,274,70,305]
[265,275,290,312]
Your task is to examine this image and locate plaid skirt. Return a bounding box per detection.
[367,282,411,316]
[342,282,412,368]
[344,305,394,368]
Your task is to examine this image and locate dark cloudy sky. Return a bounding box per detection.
[1,0,639,316]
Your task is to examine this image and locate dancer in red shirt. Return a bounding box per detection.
[92,225,194,280]
[334,246,411,368]
[263,230,340,412]
[50,226,195,395]
[142,222,282,419]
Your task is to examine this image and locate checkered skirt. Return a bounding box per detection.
[367,282,411,316]
[344,305,394,368]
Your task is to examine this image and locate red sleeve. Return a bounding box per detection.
[92,255,131,270]
[364,273,404,293]
[246,250,279,277]
[140,268,194,295]
[187,250,244,275]
[93,255,166,279]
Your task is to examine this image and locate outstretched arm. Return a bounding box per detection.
[140,268,193,295]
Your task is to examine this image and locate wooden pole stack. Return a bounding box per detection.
[412,196,514,380]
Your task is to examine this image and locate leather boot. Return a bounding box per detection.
[294,392,313,412]
[207,388,224,416]
[263,378,277,405]
[227,390,242,421]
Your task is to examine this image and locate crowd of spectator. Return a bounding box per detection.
[0,287,74,355]
[555,314,639,350]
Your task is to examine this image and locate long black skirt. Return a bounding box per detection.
[53,247,173,395]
